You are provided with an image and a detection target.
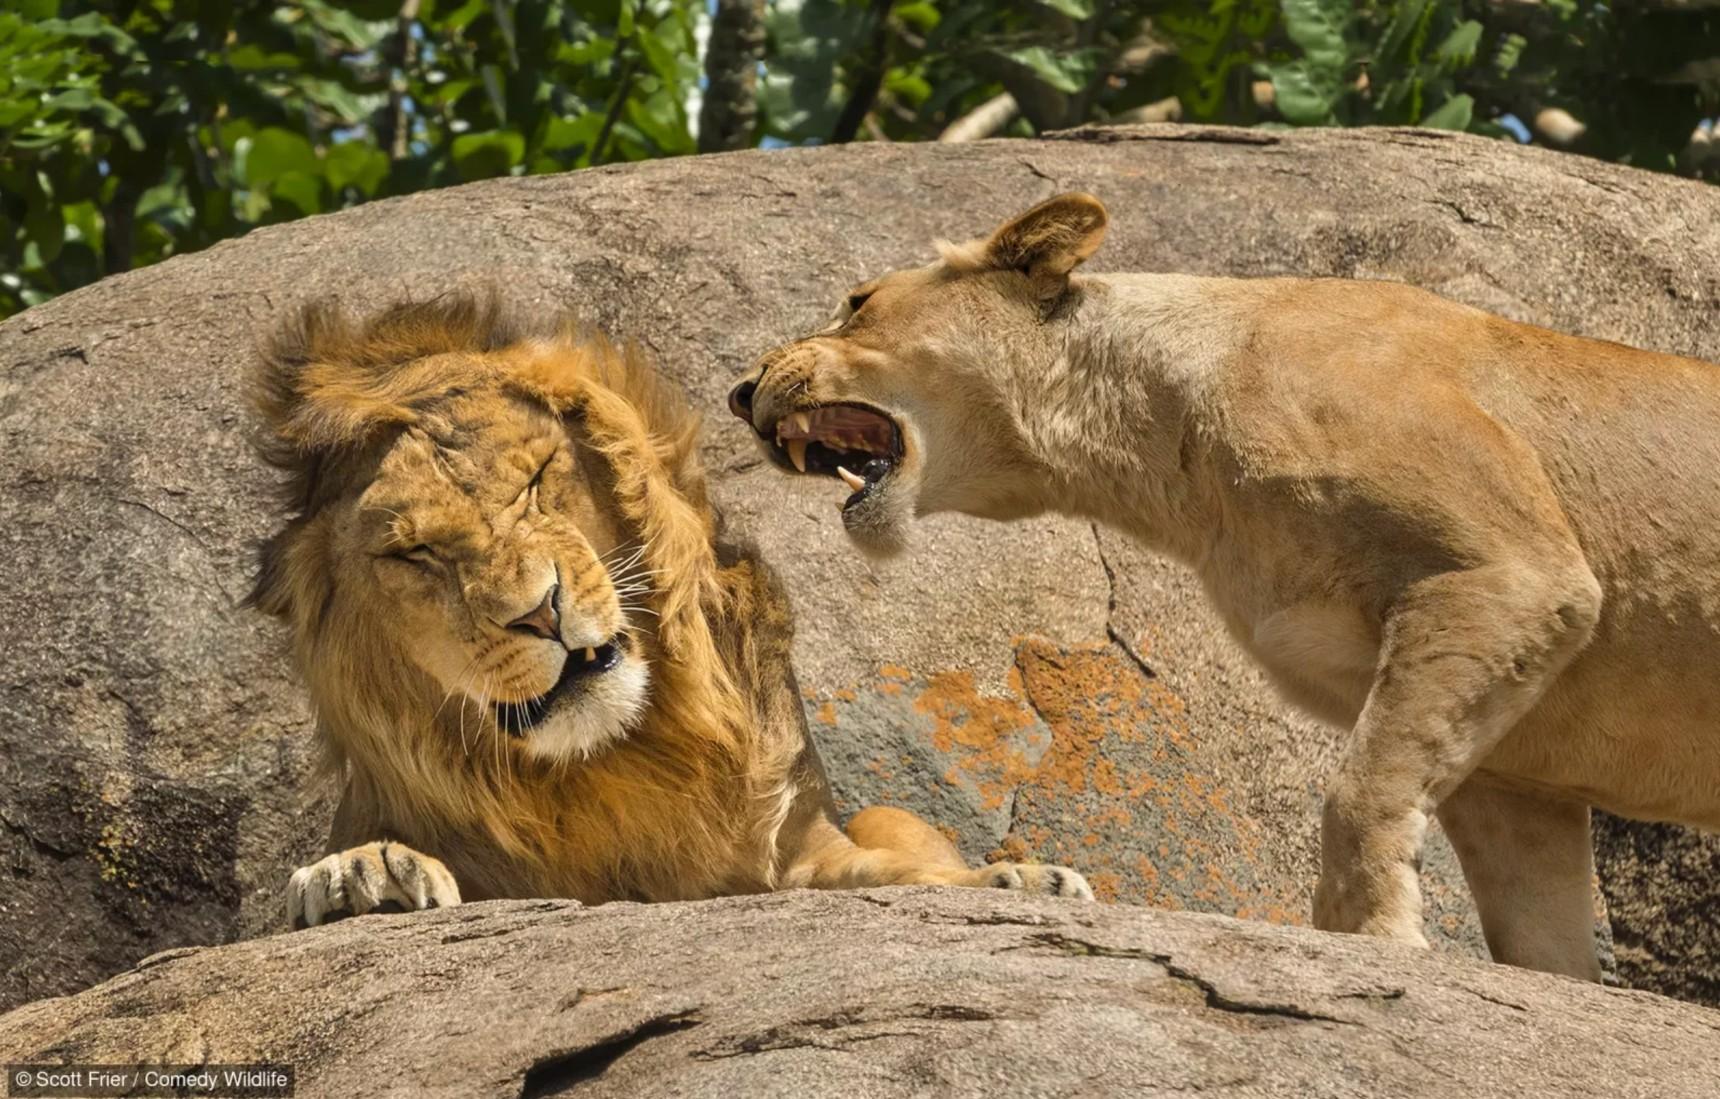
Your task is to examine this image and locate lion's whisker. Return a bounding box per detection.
[457,664,483,760]
[601,541,649,571]
[435,652,484,726]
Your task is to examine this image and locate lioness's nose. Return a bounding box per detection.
[506,583,560,641]
[728,377,757,421]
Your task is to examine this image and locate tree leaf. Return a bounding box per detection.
[1421,93,1473,131]
[892,2,939,32]
[1033,0,1096,18]
[244,127,318,188]
[1280,0,1350,73]
[1263,60,1340,126]
[1375,0,1432,66]
[999,46,1092,95]
[266,169,324,217]
[324,141,389,195]
[1434,20,1483,68]
[24,196,65,266]
[451,129,525,180]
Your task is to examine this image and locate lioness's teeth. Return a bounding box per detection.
[791,412,812,434]
[786,438,808,473]
[837,465,866,492]
[583,647,595,662]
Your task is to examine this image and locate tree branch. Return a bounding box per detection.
[698,0,766,153]
[378,0,422,162]
[830,0,892,144]
[593,51,639,166]
[938,92,1020,142]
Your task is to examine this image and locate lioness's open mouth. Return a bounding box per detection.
[768,404,903,512]
[494,640,623,736]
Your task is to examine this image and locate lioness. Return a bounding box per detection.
[728,193,1720,980]
[249,292,1090,927]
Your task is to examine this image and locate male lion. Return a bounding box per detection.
[728,193,1720,981]
[249,291,1090,927]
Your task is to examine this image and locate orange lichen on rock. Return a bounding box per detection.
[805,636,1308,925]
[1087,871,1123,903]
[910,668,1042,812]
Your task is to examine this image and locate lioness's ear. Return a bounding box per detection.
[984,192,1108,293]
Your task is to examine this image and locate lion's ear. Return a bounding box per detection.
[246,529,296,618]
[253,298,424,460]
[244,517,332,630]
[983,192,1108,295]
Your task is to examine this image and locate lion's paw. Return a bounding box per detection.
[964,861,1095,900]
[287,841,461,930]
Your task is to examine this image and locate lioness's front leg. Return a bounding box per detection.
[287,841,461,930]
[1315,561,1600,945]
[785,807,1094,899]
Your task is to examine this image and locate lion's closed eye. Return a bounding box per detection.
[529,452,554,488]
[389,543,440,568]
[520,451,558,512]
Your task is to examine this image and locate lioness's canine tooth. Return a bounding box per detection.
[584,647,595,662]
[837,465,866,492]
[786,438,808,473]
[791,411,812,434]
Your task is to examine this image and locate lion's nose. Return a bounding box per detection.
[728,377,757,422]
[506,583,561,641]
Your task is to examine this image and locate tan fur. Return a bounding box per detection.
[731,194,1720,980]
[253,291,1093,924]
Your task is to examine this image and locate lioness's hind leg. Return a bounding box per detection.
[1315,560,1601,946]
[1437,777,1602,981]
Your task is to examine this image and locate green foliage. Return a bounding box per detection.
[1,0,700,317]
[1253,1,1502,130]
[3,1,1717,319]
[1260,0,1720,152]
[1155,0,1276,122]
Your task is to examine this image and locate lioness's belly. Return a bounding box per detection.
[1478,611,1720,830]
[1239,592,1720,830]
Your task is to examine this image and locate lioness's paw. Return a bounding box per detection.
[962,862,1095,900]
[287,841,460,930]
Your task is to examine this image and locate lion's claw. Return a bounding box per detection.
[287,841,461,929]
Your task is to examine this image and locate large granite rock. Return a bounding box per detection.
[3,891,1717,1098]
[2,124,1716,1012]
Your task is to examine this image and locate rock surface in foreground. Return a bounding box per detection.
[1,891,1716,1099]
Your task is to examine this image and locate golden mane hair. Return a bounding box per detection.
[250,290,797,902]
